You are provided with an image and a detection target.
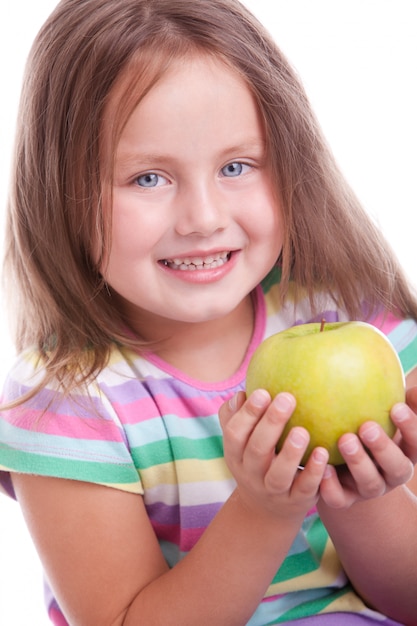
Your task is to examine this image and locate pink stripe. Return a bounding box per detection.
[263,593,286,602]
[111,396,162,424]
[151,520,205,551]
[49,607,69,626]
[368,310,402,334]
[7,407,124,442]
[113,394,223,424]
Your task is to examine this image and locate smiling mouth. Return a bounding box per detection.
[161,251,231,270]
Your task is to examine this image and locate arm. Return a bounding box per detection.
[12,391,328,626]
[317,371,417,625]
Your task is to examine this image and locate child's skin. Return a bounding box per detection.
[11,53,417,626]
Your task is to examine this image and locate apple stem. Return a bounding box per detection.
[320,319,326,332]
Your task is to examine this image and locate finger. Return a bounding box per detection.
[221,389,271,463]
[245,393,296,460]
[338,433,386,498]
[242,393,297,481]
[263,426,310,492]
[319,464,352,509]
[391,401,417,463]
[291,447,329,497]
[218,390,246,428]
[359,421,414,488]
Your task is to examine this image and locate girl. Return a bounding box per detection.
[1,0,417,624]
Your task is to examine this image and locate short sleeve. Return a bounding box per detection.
[0,350,142,498]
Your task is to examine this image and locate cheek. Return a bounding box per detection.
[246,190,283,251]
[102,203,168,279]
[255,205,283,272]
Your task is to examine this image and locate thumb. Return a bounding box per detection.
[218,391,246,428]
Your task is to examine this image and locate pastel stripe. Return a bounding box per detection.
[143,477,235,506]
[130,436,224,470]
[0,444,140,488]
[151,520,206,552]
[0,419,130,463]
[273,588,352,623]
[147,500,223,529]
[140,458,233,489]
[271,517,328,585]
[2,406,126,441]
[112,395,226,422]
[369,310,402,334]
[123,412,222,443]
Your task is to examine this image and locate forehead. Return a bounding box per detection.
[117,55,265,167]
[101,50,257,153]
[124,53,254,118]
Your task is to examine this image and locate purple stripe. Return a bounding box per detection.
[294,310,340,326]
[100,374,243,404]
[2,378,110,419]
[146,500,222,529]
[286,615,402,625]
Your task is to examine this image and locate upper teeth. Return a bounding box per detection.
[164,251,230,270]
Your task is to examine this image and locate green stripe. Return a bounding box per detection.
[131,435,224,470]
[272,517,328,584]
[0,445,139,485]
[272,587,352,623]
[399,335,417,374]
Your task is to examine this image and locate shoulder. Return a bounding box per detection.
[0,345,144,496]
[367,311,417,375]
[1,347,48,405]
[2,343,154,399]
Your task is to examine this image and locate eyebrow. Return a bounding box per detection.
[219,139,267,158]
[115,152,177,170]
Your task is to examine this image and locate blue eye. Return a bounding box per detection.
[135,173,168,188]
[221,162,249,177]
[136,173,159,187]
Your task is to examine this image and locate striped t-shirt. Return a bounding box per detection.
[1,269,416,625]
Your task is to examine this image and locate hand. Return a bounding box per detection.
[318,390,417,509]
[219,390,329,524]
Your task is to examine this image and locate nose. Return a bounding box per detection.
[175,180,229,237]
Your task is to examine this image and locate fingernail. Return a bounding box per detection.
[289,428,309,448]
[361,424,379,443]
[312,448,329,464]
[273,392,295,412]
[323,465,333,479]
[228,393,238,412]
[392,403,409,423]
[250,389,270,407]
[339,436,359,455]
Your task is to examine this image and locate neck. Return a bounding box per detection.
[141,295,255,382]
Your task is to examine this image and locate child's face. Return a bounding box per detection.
[102,54,283,335]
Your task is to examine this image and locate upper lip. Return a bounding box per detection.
[160,248,236,262]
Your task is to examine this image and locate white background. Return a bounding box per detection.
[0,1,416,624]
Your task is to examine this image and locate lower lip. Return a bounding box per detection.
[158,252,238,284]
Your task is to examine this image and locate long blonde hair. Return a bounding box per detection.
[4,0,417,390]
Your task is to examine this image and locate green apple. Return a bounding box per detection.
[246,321,405,465]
